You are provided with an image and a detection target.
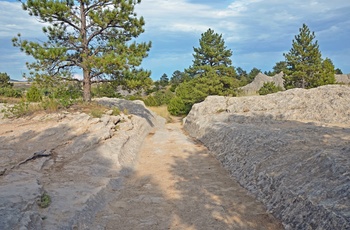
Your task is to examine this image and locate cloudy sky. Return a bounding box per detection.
[0,0,349,81]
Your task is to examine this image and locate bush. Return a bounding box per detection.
[26,86,42,102]
[143,89,174,107]
[92,83,119,98]
[143,95,158,106]
[167,96,190,116]
[258,82,283,95]
[0,87,22,98]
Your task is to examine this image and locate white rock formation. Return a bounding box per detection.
[184,85,350,229]
[0,98,164,229]
[240,72,284,95]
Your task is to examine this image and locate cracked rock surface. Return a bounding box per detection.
[184,85,350,229]
[0,98,163,229]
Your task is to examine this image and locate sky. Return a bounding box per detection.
[0,0,349,81]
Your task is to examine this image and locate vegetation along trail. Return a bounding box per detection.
[93,118,283,229]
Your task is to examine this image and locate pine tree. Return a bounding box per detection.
[159,73,169,87]
[283,24,334,89]
[186,28,236,78]
[12,0,151,102]
[0,72,13,88]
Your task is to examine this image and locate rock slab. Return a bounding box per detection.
[0,98,164,229]
[184,85,350,229]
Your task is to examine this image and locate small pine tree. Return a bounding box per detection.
[283,24,335,89]
[258,82,283,95]
[186,28,236,78]
[26,85,42,102]
[0,72,13,88]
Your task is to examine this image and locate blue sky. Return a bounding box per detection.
[0,0,349,81]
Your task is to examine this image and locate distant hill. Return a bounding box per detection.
[9,79,27,83]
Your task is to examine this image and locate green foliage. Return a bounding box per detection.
[92,83,120,98]
[167,96,189,116]
[37,193,51,209]
[265,61,287,76]
[41,98,60,112]
[168,29,239,115]
[26,85,42,102]
[171,73,240,115]
[0,72,13,88]
[247,67,261,83]
[258,82,283,95]
[13,0,151,102]
[335,68,343,74]
[143,90,174,107]
[159,73,169,87]
[143,95,158,107]
[186,28,236,78]
[169,70,191,92]
[112,107,121,116]
[90,108,104,118]
[283,24,335,89]
[0,87,22,98]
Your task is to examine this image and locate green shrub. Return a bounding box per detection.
[168,96,189,116]
[143,95,158,106]
[41,98,60,112]
[90,108,104,118]
[0,87,22,98]
[26,86,42,102]
[92,83,119,98]
[112,107,121,116]
[37,192,51,208]
[258,82,283,95]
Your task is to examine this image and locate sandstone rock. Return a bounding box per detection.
[0,99,164,229]
[184,85,350,229]
[240,72,285,95]
[335,74,350,84]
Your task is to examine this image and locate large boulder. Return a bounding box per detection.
[184,85,350,229]
[0,98,164,229]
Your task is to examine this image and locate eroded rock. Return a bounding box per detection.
[184,85,350,229]
[0,99,164,229]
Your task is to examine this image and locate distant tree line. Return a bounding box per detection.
[2,0,343,117]
[144,23,340,115]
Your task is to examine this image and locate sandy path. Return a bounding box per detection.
[93,120,283,230]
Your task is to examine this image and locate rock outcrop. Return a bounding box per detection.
[184,85,350,229]
[335,74,350,84]
[0,98,164,229]
[240,72,284,95]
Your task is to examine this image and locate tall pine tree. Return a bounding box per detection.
[283,24,334,89]
[13,0,151,102]
[186,28,236,78]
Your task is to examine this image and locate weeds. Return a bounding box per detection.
[112,107,121,116]
[90,108,104,118]
[37,192,51,208]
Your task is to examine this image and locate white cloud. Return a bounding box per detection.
[1,0,349,80]
[0,1,45,38]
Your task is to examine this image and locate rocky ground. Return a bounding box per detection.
[184,85,350,229]
[0,99,282,229]
[0,99,162,229]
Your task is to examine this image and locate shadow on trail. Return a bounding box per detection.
[168,148,283,230]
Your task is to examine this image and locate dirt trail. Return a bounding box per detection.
[93,119,284,230]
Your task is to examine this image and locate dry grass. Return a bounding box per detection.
[148,105,174,123]
[0,96,25,104]
[68,101,109,117]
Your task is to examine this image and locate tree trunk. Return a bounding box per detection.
[83,70,91,102]
[80,2,90,102]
